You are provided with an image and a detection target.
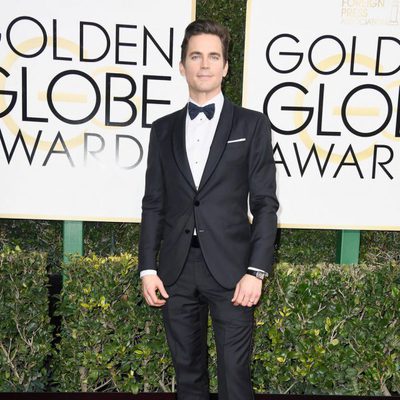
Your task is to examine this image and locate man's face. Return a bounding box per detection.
[179,33,228,102]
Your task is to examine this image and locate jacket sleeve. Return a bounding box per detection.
[138,122,165,273]
[247,113,279,273]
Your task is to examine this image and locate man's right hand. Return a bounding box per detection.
[141,275,169,307]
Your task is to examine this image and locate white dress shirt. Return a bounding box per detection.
[140,92,267,278]
[185,92,224,190]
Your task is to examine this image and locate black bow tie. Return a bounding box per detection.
[188,102,215,120]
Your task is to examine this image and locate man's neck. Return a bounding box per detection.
[189,90,222,106]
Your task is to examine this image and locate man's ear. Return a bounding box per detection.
[179,61,186,77]
[223,61,229,78]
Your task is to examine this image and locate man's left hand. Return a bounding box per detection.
[231,274,262,307]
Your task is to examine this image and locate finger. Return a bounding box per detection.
[249,292,260,303]
[247,297,259,307]
[231,284,240,302]
[142,286,151,305]
[151,293,166,306]
[143,289,155,306]
[146,287,166,307]
[246,301,254,307]
[143,292,153,306]
[157,282,169,299]
[234,292,246,306]
[240,296,250,306]
[153,300,166,307]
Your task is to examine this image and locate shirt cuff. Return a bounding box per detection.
[248,266,268,274]
[140,269,157,278]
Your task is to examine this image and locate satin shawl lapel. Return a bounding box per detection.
[198,99,234,192]
[171,105,197,191]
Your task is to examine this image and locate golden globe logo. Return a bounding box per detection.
[0,16,174,169]
[263,33,400,180]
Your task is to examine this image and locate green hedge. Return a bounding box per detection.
[0,249,398,394]
[0,247,52,391]
[253,262,400,395]
[50,254,399,395]
[51,253,173,393]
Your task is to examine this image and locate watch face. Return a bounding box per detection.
[256,271,264,280]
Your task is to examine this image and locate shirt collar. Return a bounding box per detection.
[187,92,224,121]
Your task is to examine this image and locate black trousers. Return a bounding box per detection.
[162,244,255,400]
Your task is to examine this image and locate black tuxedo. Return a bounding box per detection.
[139,98,278,287]
[139,98,278,399]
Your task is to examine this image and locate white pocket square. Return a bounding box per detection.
[227,138,246,144]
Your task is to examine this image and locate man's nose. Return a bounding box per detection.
[201,58,210,68]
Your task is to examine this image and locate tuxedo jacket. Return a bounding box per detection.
[138,98,278,289]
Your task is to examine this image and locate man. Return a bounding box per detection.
[139,19,278,400]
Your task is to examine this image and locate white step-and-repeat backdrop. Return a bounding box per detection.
[2,0,399,229]
[0,0,194,221]
[243,0,400,230]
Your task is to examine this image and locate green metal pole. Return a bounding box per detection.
[336,230,360,264]
[63,221,84,263]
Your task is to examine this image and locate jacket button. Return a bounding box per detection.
[194,200,200,207]
[185,229,190,234]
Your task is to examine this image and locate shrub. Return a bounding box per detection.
[51,253,399,395]
[51,253,173,393]
[0,247,52,391]
[253,261,400,396]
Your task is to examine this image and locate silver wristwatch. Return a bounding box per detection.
[246,269,268,281]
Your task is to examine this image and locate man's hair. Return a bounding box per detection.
[180,19,230,64]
